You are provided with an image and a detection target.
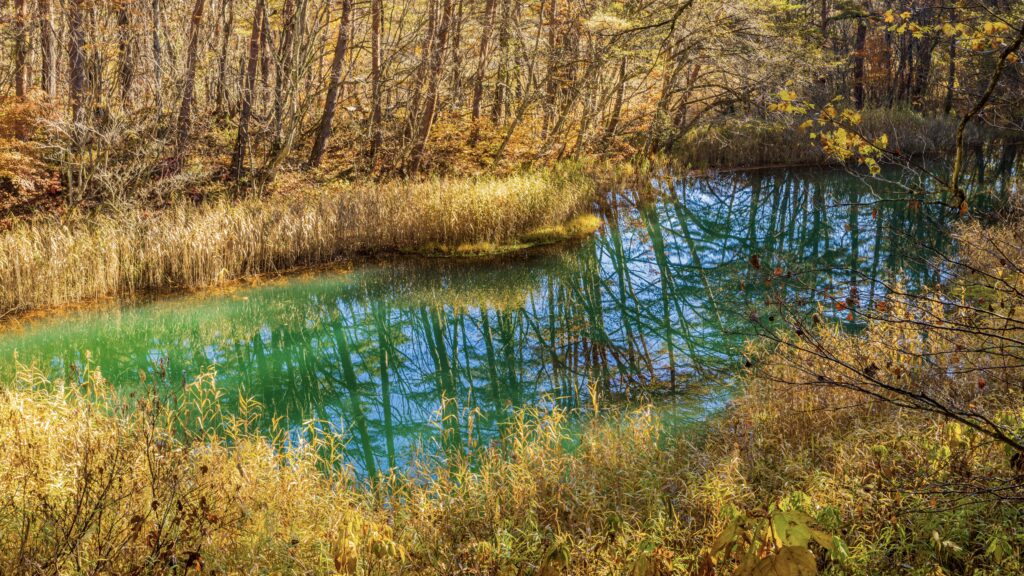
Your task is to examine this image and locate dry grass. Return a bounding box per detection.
[0,165,598,315]
[0,367,396,574]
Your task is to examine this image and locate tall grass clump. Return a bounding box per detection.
[0,366,398,574]
[0,363,708,574]
[0,165,597,315]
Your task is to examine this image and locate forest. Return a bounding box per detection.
[1,0,1024,574]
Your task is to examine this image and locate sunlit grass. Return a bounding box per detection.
[0,165,598,315]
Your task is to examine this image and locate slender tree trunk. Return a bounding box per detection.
[409,0,455,172]
[604,56,627,142]
[14,0,28,97]
[272,0,297,151]
[911,36,936,108]
[852,16,867,110]
[231,0,265,180]
[175,0,205,162]
[69,0,87,121]
[214,0,233,117]
[470,0,497,122]
[668,63,700,140]
[309,0,353,167]
[542,0,558,136]
[491,0,510,124]
[819,0,828,37]
[449,0,465,104]
[368,0,383,160]
[258,5,271,91]
[152,0,164,111]
[38,0,56,98]
[943,35,956,115]
[115,5,133,104]
[404,0,436,144]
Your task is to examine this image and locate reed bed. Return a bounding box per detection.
[0,166,595,314]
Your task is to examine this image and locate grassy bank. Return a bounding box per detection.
[0,164,610,316]
[2,221,1023,574]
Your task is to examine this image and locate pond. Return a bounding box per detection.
[0,160,1017,476]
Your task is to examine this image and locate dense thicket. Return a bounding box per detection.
[0,0,1021,204]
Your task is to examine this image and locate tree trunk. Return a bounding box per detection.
[408,0,455,172]
[117,4,134,104]
[368,0,383,160]
[38,0,56,98]
[258,5,271,91]
[14,0,28,97]
[175,0,205,162]
[69,0,87,121]
[152,0,163,111]
[231,0,266,180]
[272,0,297,152]
[491,0,510,124]
[448,0,465,104]
[542,0,559,136]
[604,56,627,142]
[943,34,956,115]
[910,37,936,108]
[214,0,233,117]
[470,0,497,122]
[852,16,867,110]
[309,0,353,167]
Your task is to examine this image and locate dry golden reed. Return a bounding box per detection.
[0,166,595,314]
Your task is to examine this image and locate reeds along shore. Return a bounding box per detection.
[0,166,599,316]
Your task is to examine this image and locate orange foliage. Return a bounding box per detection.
[0,97,60,201]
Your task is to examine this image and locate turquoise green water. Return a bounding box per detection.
[1,160,1018,475]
